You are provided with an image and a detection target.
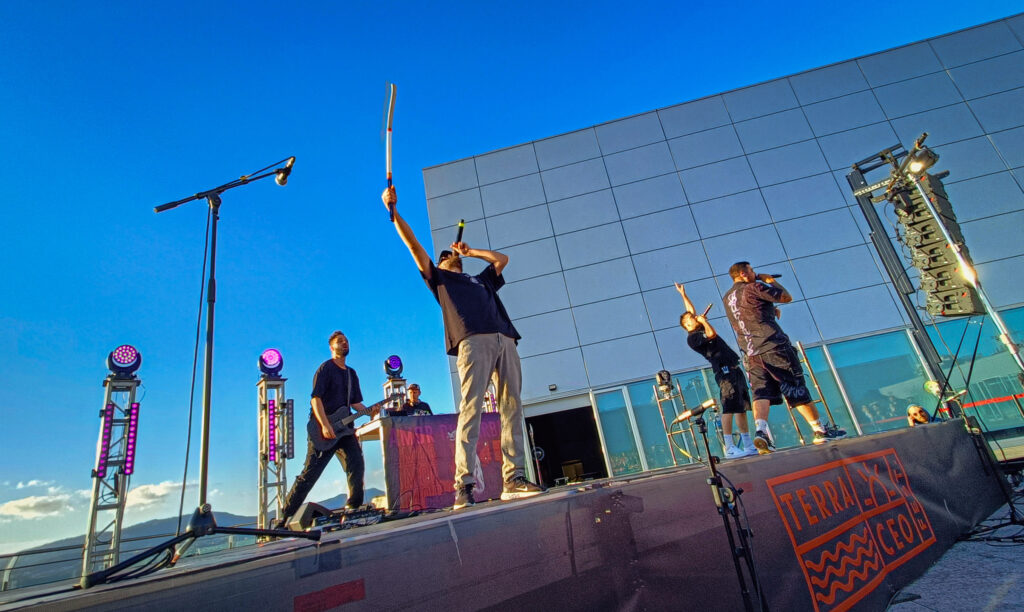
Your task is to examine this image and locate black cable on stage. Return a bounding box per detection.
[175,206,213,537]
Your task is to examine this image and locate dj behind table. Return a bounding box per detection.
[386,383,433,417]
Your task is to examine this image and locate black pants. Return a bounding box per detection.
[281,434,364,519]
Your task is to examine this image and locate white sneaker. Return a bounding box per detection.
[724,446,748,459]
[740,446,759,457]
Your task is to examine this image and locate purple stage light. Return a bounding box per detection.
[107,344,142,376]
[96,404,116,478]
[124,403,140,475]
[268,399,277,462]
[258,348,284,376]
[284,399,294,459]
[383,354,403,378]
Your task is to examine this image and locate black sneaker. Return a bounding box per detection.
[753,430,775,454]
[500,477,545,501]
[813,423,848,445]
[453,484,475,510]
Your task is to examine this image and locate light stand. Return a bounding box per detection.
[684,400,768,612]
[81,158,318,589]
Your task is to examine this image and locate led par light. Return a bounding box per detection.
[107,345,142,377]
[384,354,403,378]
[258,348,283,377]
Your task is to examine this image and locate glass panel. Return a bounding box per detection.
[926,306,1024,433]
[828,331,932,434]
[594,389,642,476]
[626,381,676,469]
[804,346,858,436]
[675,370,724,458]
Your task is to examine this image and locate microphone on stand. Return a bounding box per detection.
[275,157,295,186]
[671,399,717,424]
[455,219,465,243]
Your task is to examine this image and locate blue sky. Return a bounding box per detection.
[1,1,1019,554]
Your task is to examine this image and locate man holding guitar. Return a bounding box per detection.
[278,331,376,527]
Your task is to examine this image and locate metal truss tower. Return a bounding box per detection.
[257,376,293,531]
[81,374,141,577]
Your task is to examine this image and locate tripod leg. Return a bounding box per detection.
[81,532,193,588]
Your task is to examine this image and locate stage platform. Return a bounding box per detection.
[0,420,1007,611]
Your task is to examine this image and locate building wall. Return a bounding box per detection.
[422,14,1024,409]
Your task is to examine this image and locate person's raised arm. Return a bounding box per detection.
[452,241,509,276]
[695,314,717,339]
[756,273,793,304]
[382,187,432,275]
[674,282,696,314]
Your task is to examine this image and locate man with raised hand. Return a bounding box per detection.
[675,282,758,458]
[722,262,846,453]
[382,186,543,509]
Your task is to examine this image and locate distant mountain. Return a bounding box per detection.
[4,489,385,591]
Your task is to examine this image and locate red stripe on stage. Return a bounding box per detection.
[963,393,1024,409]
[294,579,366,611]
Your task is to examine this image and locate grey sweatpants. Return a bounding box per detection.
[453,332,525,489]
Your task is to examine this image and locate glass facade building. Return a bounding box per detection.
[421,15,1024,484]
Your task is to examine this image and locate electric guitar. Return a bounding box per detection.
[307,394,402,452]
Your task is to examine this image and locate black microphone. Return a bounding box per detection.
[455,219,465,243]
[701,303,712,317]
[766,274,782,278]
[275,157,295,186]
[671,399,716,424]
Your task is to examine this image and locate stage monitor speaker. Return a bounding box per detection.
[288,502,332,531]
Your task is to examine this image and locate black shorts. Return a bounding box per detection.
[715,366,751,414]
[745,345,812,406]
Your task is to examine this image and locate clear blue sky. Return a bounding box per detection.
[1,1,1019,553]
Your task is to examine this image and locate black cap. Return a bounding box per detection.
[438,250,454,263]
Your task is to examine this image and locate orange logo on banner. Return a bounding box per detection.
[766,449,935,612]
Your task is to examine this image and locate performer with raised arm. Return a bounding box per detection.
[675,282,758,458]
[277,331,374,528]
[382,186,543,509]
[722,262,846,453]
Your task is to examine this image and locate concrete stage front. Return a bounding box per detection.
[1,421,1006,611]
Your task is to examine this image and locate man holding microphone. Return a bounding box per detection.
[722,262,846,453]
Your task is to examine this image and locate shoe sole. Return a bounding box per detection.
[452,501,474,510]
[500,490,543,501]
[753,437,774,454]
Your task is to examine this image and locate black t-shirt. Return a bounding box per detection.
[389,400,433,417]
[310,360,363,418]
[686,329,741,372]
[722,281,790,357]
[424,262,520,356]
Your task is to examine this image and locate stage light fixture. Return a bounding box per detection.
[268,399,277,462]
[907,147,939,174]
[124,402,140,475]
[107,345,142,377]
[384,354,403,378]
[656,370,673,396]
[95,404,116,478]
[258,348,283,377]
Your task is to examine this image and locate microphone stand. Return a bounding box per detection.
[689,406,768,612]
[81,159,320,589]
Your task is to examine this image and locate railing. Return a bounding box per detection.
[1,523,261,592]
